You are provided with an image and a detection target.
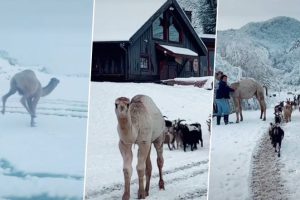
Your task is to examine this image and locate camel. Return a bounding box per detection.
[1,69,59,126]
[230,79,267,123]
[115,95,165,200]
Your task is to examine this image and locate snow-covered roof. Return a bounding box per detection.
[93,0,167,41]
[199,34,216,39]
[159,44,198,56]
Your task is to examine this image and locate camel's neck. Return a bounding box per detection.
[117,114,132,133]
[41,81,57,97]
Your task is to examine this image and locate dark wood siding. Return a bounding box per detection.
[91,42,127,81]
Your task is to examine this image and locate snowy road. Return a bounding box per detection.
[209,93,300,200]
[251,130,288,200]
[2,98,87,119]
[86,160,208,200]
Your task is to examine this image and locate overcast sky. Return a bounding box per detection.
[0,0,93,75]
[217,0,300,30]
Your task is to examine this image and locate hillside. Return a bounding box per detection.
[216,16,300,89]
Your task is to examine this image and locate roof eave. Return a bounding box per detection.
[93,40,130,43]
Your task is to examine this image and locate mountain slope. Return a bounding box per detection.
[216,16,300,89]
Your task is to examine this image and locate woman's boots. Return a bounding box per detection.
[224,115,229,125]
[217,116,221,125]
[217,115,229,125]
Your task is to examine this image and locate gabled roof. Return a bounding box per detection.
[93,0,167,41]
[93,0,207,55]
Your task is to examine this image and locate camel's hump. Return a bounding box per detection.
[12,69,40,95]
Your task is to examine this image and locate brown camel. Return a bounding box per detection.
[230,79,267,123]
[1,69,59,126]
[115,95,165,200]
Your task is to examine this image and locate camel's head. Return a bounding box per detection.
[115,97,130,117]
[50,78,60,87]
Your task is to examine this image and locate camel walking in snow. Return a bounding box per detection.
[115,95,165,200]
[1,69,59,126]
[230,79,267,123]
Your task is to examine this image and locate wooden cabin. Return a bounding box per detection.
[200,34,215,76]
[91,0,209,82]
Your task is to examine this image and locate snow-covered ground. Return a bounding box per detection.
[85,81,213,200]
[208,92,300,200]
[0,58,88,199]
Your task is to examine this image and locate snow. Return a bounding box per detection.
[174,76,214,89]
[159,44,198,56]
[85,82,212,200]
[216,16,300,90]
[208,92,300,199]
[280,109,300,199]
[0,57,88,199]
[93,0,167,41]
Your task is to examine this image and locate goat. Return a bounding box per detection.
[188,123,203,148]
[274,112,282,124]
[269,123,284,157]
[283,101,293,123]
[164,126,176,150]
[274,101,284,113]
[175,120,202,152]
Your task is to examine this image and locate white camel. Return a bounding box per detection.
[115,95,165,200]
[230,79,267,123]
[1,69,59,126]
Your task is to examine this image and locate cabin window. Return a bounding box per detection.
[152,10,183,43]
[140,56,149,69]
[168,16,180,42]
[152,14,164,40]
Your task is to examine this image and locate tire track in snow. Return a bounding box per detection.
[86,160,208,199]
[2,99,87,118]
[174,188,207,200]
[250,131,288,200]
[0,159,83,181]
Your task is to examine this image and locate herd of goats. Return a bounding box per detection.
[269,95,300,157]
[163,116,210,152]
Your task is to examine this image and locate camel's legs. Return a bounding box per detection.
[234,98,240,123]
[137,143,151,199]
[259,100,266,121]
[119,140,133,200]
[26,96,40,127]
[20,96,31,114]
[145,145,152,197]
[1,86,17,114]
[26,97,35,127]
[153,134,165,190]
[31,96,40,118]
[239,99,243,121]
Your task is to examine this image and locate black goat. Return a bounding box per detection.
[189,123,203,148]
[164,116,173,127]
[269,123,284,157]
[274,112,282,124]
[175,120,202,152]
[274,101,284,113]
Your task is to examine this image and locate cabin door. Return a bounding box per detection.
[159,61,177,80]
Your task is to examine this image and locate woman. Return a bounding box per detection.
[215,74,235,125]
